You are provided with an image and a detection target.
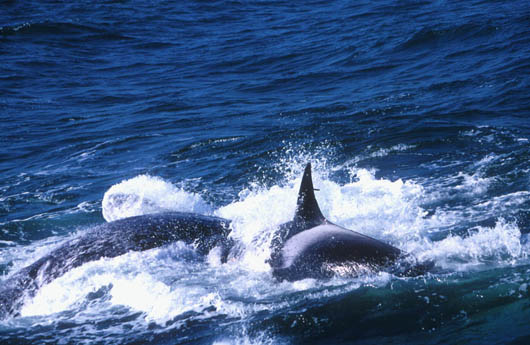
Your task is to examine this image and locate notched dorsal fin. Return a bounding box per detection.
[291,163,326,230]
[269,163,328,257]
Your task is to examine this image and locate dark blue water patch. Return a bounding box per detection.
[250,268,530,344]
[0,21,130,43]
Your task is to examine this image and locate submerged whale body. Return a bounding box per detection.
[0,212,232,319]
[270,163,432,281]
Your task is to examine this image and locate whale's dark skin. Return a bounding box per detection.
[0,212,232,319]
[270,163,432,281]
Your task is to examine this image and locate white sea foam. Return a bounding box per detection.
[20,243,220,323]
[216,183,298,272]
[340,144,415,167]
[1,235,67,277]
[213,330,283,345]
[417,220,525,270]
[16,162,529,323]
[102,174,212,221]
[453,172,493,196]
[369,143,416,158]
[324,168,427,244]
[216,166,427,272]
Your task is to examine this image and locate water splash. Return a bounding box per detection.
[101,175,212,221]
[11,159,528,326]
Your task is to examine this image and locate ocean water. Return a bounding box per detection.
[1,0,530,343]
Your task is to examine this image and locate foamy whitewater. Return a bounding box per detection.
[12,162,527,328]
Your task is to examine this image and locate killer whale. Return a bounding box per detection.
[269,163,431,281]
[0,211,232,319]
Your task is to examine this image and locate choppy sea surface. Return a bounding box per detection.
[1,0,530,344]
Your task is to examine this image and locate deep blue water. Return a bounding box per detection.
[1,0,530,344]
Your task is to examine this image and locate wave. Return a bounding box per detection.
[0,152,528,345]
[0,21,129,41]
[398,22,499,51]
[42,162,520,322]
[102,174,213,221]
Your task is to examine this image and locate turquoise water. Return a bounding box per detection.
[1,1,530,343]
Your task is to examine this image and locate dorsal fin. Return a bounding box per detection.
[288,163,326,237]
[268,163,328,258]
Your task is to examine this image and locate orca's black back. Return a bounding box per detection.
[0,212,232,318]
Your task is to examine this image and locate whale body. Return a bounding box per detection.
[270,163,431,281]
[0,212,232,318]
